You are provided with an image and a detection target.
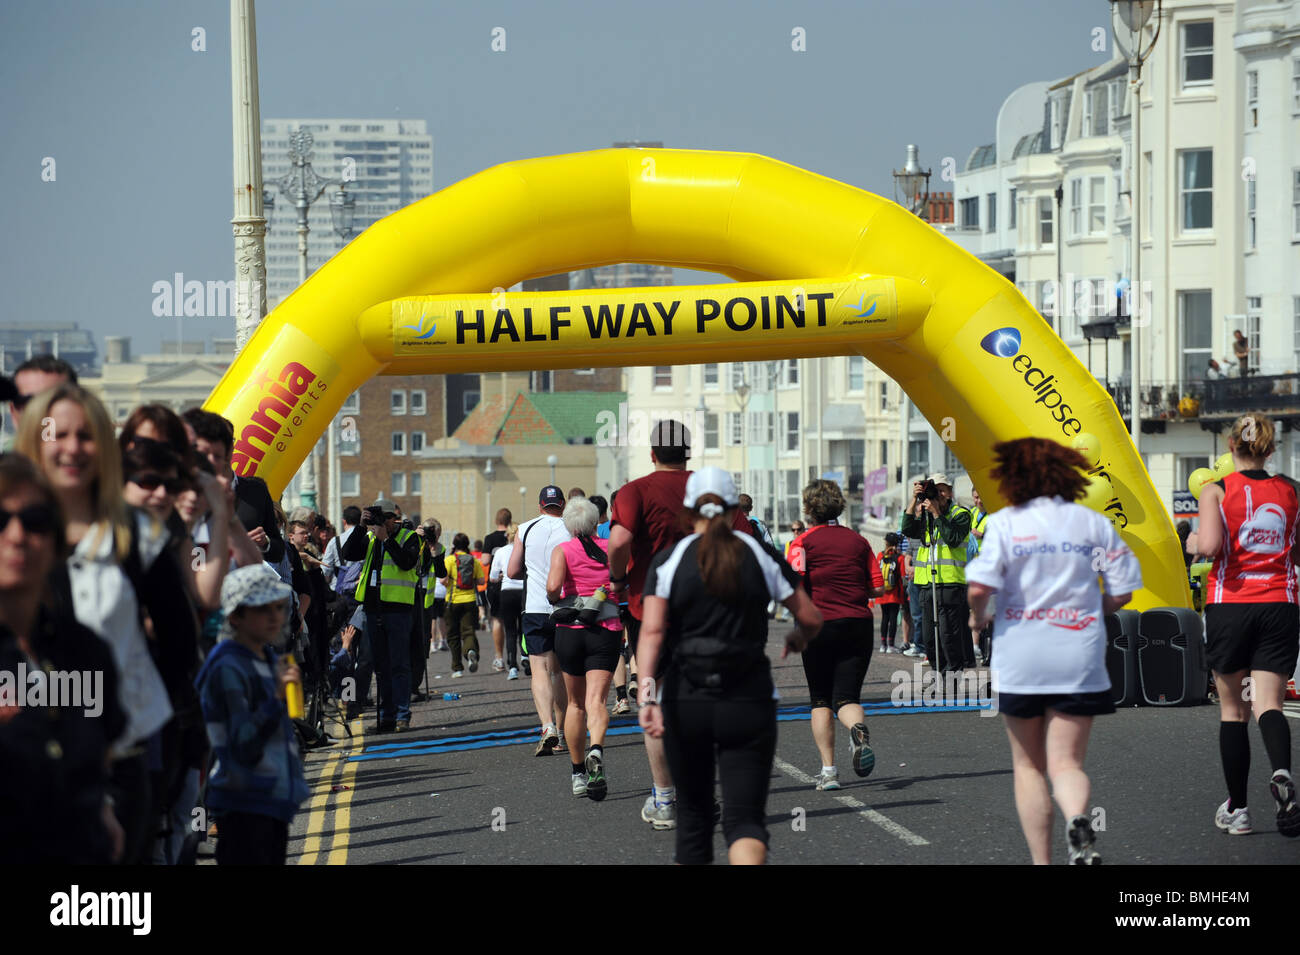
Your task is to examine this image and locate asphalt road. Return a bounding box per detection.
[255,623,1300,866]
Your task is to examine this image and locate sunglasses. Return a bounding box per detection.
[129,472,185,494]
[0,504,57,535]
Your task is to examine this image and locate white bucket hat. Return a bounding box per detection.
[218,564,292,641]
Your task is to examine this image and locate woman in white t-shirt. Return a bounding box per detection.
[966,438,1142,865]
[490,523,524,679]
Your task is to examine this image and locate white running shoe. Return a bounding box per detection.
[571,773,588,797]
[451,670,464,679]
[1269,770,1300,838]
[641,795,677,830]
[612,698,632,715]
[506,667,519,680]
[492,658,505,672]
[1214,799,1253,835]
[815,768,841,791]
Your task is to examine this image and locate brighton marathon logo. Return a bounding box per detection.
[454,292,834,345]
[978,327,1081,436]
[230,360,328,477]
[401,313,439,340]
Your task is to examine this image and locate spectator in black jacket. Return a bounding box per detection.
[0,452,127,864]
[182,408,285,564]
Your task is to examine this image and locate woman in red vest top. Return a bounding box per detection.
[1197,414,1300,838]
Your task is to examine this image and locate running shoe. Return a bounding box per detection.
[535,724,558,757]
[641,795,677,830]
[1215,799,1253,835]
[849,723,875,777]
[555,735,568,754]
[1269,770,1300,837]
[612,698,631,716]
[584,749,607,801]
[492,658,505,672]
[571,773,588,797]
[902,645,923,657]
[815,769,841,791]
[451,670,464,679]
[466,649,479,673]
[521,656,531,676]
[507,667,519,681]
[878,643,888,655]
[1067,814,1102,864]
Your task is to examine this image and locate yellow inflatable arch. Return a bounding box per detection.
[205,148,1187,611]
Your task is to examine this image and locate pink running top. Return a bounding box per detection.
[560,537,621,631]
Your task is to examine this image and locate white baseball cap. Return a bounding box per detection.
[926,472,953,487]
[683,466,740,509]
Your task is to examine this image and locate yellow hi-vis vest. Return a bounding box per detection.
[354,527,418,605]
[913,506,971,586]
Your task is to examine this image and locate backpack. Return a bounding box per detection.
[881,552,899,592]
[454,551,476,590]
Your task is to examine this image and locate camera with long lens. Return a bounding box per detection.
[916,480,941,502]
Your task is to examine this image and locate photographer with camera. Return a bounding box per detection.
[340,498,421,732]
[900,472,972,677]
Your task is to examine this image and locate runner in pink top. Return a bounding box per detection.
[559,538,622,633]
[546,497,622,801]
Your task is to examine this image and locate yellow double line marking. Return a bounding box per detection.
[298,719,364,865]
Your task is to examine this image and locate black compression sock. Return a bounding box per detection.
[615,684,628,701]
[1220,721,1251,809]
[572,762,585,775]
[1258,710,1292,773]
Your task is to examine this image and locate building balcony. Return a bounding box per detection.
[1108,376,1300,433]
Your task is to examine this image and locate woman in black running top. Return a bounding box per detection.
[1197,415,1300,838]
[637,468,821,865]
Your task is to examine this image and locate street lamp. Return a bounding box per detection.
[734,373,751,497]
[892,145,932,219]
[769,361,781,530]
[1110,0,1163,448]
[547,453,558,486]
[483,459,495,537]
[276,128,357,509]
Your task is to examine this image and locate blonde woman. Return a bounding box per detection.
[18,384,198,864]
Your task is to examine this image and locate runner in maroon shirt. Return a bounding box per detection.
[1197,414,1300,837]
[608,420,752,830]
[788,479,884,791]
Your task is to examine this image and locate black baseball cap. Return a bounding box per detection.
[539,485,565,509]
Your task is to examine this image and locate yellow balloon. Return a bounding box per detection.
[1213,452,1235,479]
[1071,432,1101,467]
[1188,467,1217,500]
[1079,474,1112,511]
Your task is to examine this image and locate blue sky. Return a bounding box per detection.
[0,0,1110,354]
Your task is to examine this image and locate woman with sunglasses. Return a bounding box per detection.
[0,453,128,863]
[17,384,199,864]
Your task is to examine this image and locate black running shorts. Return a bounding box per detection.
[801,616,872,711]
[555,624,623,676]
[996,691,1115,719]
[1205,601,1300,677]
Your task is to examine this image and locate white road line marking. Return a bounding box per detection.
[773,756,930,846]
